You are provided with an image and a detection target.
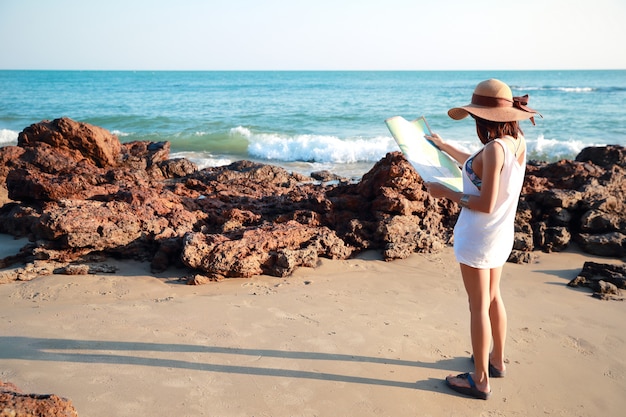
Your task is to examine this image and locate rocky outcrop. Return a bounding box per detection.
[0,380,79,417]
[0,118,455,283]
[17,117,122,169]
[0,118,624,285]
[513,145,626,259]
[568,261,626,300]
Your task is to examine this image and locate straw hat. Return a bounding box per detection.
[448,79,541,124]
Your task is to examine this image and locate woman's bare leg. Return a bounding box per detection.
[489,266,507,373]
[446,263,491,394]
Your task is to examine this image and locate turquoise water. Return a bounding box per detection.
[1,70,624,178]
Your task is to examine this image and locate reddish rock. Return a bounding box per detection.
[523,158,605,193]
[327,152,459,253]
[181,221,353,280]
[18,117,121,168]
[576,144,626,169]
[519,146,626,255]
[0,380,79,417]
[0,145,26,181]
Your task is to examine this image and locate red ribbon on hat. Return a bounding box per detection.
[513,95,536,125]
[513,95,532,111]
[472,93,538,125]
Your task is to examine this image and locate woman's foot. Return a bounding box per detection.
[445,372,491,400]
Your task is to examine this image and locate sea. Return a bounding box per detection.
[1,70,624,180]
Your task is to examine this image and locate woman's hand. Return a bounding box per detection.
[425,133,444,149]
[424,134,471,166]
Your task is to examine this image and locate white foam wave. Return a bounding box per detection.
[0,129,19,145]
[170,151,232,169]
[230,126,251,137]
[427,135,595,163]
[514,86,595,93]
[241,128,397,164]
[557,87,595,93]
[230,126,603,166]
[526,134,596,160]
[111,129,130,137]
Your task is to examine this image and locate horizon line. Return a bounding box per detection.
[1,68,625,72]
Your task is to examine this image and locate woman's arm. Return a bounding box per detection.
[425,141,504,214]
[426,133,471,165]
[470,141,504,213]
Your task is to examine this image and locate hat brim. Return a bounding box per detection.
[448,105,538,122]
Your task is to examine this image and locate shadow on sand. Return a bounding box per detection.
[0,336,468,394]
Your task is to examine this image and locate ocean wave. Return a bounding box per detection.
[458,134,597,162]
[512,85,626,93]
[168,133,602,179]
[169,151,232,170]
[0,125,608,177]
[0,129,18,145]
[513,86,596,93]
[111,129,131,137]
[235,126,397,164]
[526,135,598,161]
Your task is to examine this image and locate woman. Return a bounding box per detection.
[425,79,540,400]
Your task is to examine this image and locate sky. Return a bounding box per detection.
[1,0,625,71]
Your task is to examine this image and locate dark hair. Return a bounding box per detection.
[471,115,523,144]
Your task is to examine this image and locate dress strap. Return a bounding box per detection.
[505,136,521,156]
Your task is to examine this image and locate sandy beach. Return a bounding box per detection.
[0,232,625,417]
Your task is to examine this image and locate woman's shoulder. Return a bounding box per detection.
[492,136,522,153]
[485,139,507,154]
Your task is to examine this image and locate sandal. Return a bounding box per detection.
[445,372,491,400]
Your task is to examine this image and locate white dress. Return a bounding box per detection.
[453,137,526,269]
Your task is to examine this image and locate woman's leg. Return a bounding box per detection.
[446,263,491,394]
[489,266,507,373]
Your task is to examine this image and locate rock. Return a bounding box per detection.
[533,189,583,209]
[575,144,626,169]
[157,157,198,179]
[513,230,534,252]
[334,152,458,257]
[0,261,61,283]
[508,249,537,264]
[533,223,571,253]
[0,145,26,181]
[577,232,626,257]
[377,214,447,260]
[568,261,626,300]
[523,145,626,256]
[53,263,118,276]
[120,140,170,171]
[596,280,622,296]
[268,247,319,277]
[56,264,90,275]
[150,238,184,273]
[580,209,626,233]
[524,158,605,192]
[592,291,624,301]
[310,170,347,183]
[18,117,121,168]
[0,380,79,417]
[187,274,220,285]
[549,207,573,227]
[181,222,353,279]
